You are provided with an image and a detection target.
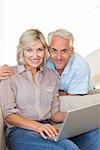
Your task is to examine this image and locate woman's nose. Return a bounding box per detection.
[31,51,38,59]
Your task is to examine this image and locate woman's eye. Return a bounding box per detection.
[26,48,32,52]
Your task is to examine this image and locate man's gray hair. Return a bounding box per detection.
[48,29,74,47]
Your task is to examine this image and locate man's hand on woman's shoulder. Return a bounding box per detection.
[0,64,14,80]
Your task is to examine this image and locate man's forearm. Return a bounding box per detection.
[59,90,84,96]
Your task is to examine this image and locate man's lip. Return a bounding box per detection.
[55,60,63,64]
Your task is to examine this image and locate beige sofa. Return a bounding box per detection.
[0,104,6,150]
[0,92,100,150]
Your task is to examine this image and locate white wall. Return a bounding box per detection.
[0,0,100,65]
[86,48,100,77]
[86,48,100,88]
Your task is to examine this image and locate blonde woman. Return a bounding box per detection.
[0,29,79,150]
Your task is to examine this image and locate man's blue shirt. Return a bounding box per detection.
[45,53,93,94]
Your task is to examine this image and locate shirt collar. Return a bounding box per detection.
[62,53,75,75]
[17,65,45,74]
[48,53,75,77]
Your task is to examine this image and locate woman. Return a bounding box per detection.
[0,29,79,150]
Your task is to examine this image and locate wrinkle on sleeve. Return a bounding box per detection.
[0,78,19,119]
[50,72,60,114]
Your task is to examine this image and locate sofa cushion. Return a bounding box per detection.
[0,92,100,150]
[60,93,100,111]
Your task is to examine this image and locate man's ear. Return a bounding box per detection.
[71,47,74,53]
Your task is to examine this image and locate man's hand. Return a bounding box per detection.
[0,64,14,80]
[59,90,68,96]
[59,90,81,96]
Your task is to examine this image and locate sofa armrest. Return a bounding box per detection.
[0,105,6,150]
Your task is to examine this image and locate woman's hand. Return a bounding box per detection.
[36,123,59,139]
[0,65,14,80]
[5,113,58,140]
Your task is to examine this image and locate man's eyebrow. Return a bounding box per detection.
[62,48,68,50]
[50,48,57,50]
[50,47,56,49]
[57,48,67,51]
[50,48,68,51]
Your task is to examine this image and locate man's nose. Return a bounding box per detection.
[57,52,62,59]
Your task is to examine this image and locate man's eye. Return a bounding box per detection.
[37,48,44,51]
[62,49,68,53]
[51,48,57,52]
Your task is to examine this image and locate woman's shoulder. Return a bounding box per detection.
[9,65,19,77]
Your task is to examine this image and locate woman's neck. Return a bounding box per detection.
[25,65,37,79]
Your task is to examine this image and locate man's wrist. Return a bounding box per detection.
[59,90,68,96]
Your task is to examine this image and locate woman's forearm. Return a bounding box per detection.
[51,111,67,123]
[5,113,41,132]
[5,113,59,139]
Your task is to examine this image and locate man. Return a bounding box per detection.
[45,29,100,150]
[45,29,94,96]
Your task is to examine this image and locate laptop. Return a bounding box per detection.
[50,103,100,142]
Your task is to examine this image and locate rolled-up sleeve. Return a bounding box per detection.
[0,78,18,118]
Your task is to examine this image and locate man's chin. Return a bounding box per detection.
[55,65,64,70]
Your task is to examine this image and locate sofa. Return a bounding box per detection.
[0,91,100,150]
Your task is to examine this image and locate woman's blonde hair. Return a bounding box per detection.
[17,29,48,65]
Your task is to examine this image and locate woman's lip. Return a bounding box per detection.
[31,59,39,63]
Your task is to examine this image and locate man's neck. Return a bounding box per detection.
[56,69,64,76]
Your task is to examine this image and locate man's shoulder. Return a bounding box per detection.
[45,57,54,69]
[45,57,52,65]
[44,66,59,81]
[44,66,57,75]
[73,53,87,63]
[72,53,90,71]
